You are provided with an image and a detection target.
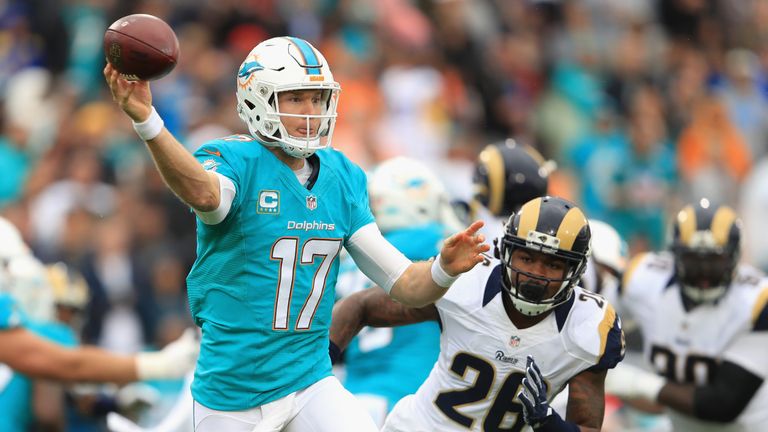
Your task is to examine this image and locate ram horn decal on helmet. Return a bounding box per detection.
[497,196,591,316]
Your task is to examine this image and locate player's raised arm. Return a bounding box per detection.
[389,220,490,307]
[345,220,489,308]
[103,64,221,212]
[329,287,439,354]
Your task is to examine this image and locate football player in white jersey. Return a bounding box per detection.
[606,199,768,431]
[330,196,625,431]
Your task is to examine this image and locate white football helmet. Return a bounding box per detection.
[235,36,341,158]
[4,254,55,322]
[368,157,462,235]
[588,219,628,275]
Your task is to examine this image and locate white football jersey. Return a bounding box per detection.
[382,260,624,432]
[622,252,768,431]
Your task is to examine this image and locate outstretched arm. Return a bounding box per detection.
[0,327,138,383]
[389,220,490,307]
[605,360,763,423]
[0,327,198,384]
[104,64,220,211]
[346,221,489,308]
[330,287,439,351]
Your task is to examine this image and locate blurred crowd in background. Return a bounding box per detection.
[2,0,768,375]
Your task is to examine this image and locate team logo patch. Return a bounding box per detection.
[306,194,317,211]
[201,159,220,171]
[494,351,520,365]
[257,190,280,214]
[509,335,521,347]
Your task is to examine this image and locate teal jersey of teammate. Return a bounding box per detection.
[341,224,443,411]
[0,293,25,330]
[189,136,375,410]
[0,303,77,432]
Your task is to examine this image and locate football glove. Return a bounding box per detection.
[519,355,553,428]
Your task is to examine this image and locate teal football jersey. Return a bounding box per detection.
[190,136,374,410]
[0,293,24,330]
[0,314,77,432]
[340,224,443,410]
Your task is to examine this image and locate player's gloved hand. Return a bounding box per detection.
[518,356,581,432]
[519,355,554,428]
[604,362,665,401]
[136,328,199,380]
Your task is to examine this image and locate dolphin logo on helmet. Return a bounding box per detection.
[235,37,340,159]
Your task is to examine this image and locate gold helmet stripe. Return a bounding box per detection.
[479,146,506,215]
[677,205,697,245]
[711,206,737,247]
[556,207,588,251]
[522,144,547,166]
[517,197,542,238]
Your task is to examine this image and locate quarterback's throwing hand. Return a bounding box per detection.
[519,355,554,429]
[439,220,490,276]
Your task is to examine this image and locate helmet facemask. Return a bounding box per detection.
[673,242,738,304]
[498,231,588,316]
[495,196,591,316]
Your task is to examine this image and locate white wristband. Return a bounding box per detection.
[132,106,164,141]
[135,352,173,380]
[431,254,459,288]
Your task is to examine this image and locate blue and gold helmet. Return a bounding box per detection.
[497,196,591,316]
[671,199,741,304]
[473,139,552,218]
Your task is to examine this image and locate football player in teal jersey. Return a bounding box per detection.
[0,254,77,432]
[104,36,489,432]
[334,157,463,426]
[0,218,197,387]
[0,285,197,386]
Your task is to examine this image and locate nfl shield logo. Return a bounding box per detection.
[306,195,317,210]
[509,335,521,347]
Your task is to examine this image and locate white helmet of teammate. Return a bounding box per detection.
[235,37,341,159]
[4,254,55,322]
[368,157,462,235]
[0,216,30,260]
[588,219,628,275]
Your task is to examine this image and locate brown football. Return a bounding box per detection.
[104,14,179,81]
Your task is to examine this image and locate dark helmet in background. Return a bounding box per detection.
[670,199,741,304]
[473,139,553,218]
